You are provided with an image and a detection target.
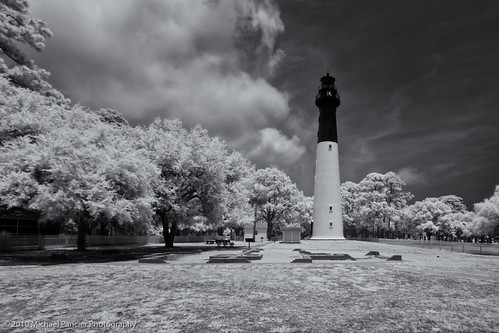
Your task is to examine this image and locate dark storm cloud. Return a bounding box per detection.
[274,0,499,206]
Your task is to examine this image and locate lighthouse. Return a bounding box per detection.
[311,73,344,239]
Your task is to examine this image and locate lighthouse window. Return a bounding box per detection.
[328,144,332,151]
[329,206,333,213]
[329,222,333,227]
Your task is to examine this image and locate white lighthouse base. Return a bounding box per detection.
[311,141,344,240]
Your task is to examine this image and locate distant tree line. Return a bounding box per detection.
[341,172,499,242]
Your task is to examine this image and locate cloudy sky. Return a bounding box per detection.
[28,0,499,207]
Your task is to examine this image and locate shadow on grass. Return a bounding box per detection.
[0,245,245,266]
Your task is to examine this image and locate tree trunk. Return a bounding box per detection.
[160,211,177,248]
[164,228,176,248]
[77,216,87,251]
[267,218,273,241]
[252,204,258,241]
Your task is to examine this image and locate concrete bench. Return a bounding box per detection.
[207,254,249,263]
[292,255,312,263]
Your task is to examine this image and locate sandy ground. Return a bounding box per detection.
[1,240,498,333]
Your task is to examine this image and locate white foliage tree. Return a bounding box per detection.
[473,185,499,240]
[341,172,413,238]
[133,119,248,247]
[252,167,304,240]
[340,181,363,236]
[0,0,66,101]
[219,150,255,235]
[0,76,158,250]
[403,195,469,240]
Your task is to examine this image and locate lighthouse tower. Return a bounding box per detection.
[311,73,344,239]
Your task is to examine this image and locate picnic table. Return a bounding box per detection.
[215,239,234,249]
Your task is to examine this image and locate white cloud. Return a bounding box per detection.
[397,167,427,185]
[246,128,306,167]
[241,0,284,51]
[30,0,288,144]
[268,49,285,75]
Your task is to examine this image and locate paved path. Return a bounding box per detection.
[167,239,421,264]
[161,240,499,282]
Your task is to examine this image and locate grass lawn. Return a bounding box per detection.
[1,241,498,333]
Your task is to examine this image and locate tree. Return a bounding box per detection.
[1,122,159,250]
[252,167,303,240]
[358,172,413,237]
[436,195,469,239]
[340,181,364,237]
[0,78,158,250]
[473,185,499,241]
[439,195,467,214]
[402,195,472,240]
[0,75,66,145]
[445,211,476,240]
[218,151,255,237]
[0,0,65,101]
[290,195,313,238]
[248,182,270,240]
[133,119,237,247]
[404,199,444,239]
[93,108,129,127]
[341,172,413,238]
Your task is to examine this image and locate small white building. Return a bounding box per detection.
[282,226,302,243]
[244,222,267,243]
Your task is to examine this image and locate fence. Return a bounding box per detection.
[0,235,160,251]
[352,238,499,256]
[0,234,243,251]
[0,235,43,251]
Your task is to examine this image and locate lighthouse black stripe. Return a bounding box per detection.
[317,109,338,143]
[315,73,340,143]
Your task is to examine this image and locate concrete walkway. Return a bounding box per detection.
[165,240,404,265]
[162,240,499,282]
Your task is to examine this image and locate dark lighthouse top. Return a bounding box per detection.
[315,73,340,143]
